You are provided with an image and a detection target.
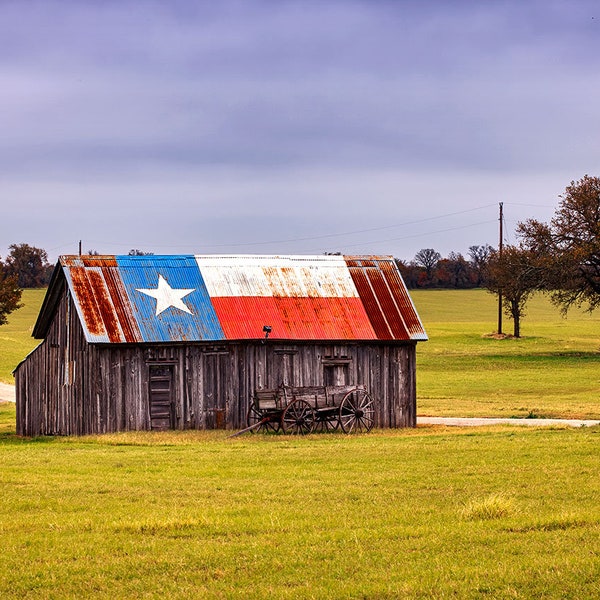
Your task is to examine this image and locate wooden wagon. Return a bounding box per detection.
[244,384,376,435]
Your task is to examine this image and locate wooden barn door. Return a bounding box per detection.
[148,365,175,430]
[202,352,230,429]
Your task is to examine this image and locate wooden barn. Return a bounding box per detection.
[15,254,427,436]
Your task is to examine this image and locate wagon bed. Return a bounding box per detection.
[245,384,375,435]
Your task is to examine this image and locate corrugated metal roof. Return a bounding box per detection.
[345,256,427,341]
[34,254,427,343]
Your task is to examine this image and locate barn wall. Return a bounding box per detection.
[16,291,417,436]
[16,290,87,436]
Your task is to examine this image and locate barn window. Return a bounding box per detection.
[322,356,351,386]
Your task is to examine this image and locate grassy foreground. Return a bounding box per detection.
[1,418,600,599]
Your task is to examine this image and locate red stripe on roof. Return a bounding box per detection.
[211,296,376,340]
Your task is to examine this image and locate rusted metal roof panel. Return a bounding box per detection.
[36,254,426,343]
[196,255,377,339]
[345,256,428,341]
[60,255,223,343]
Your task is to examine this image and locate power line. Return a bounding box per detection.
[81,203,498,251]
[314,219,498,253]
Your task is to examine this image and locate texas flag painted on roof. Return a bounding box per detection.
[35,254,427,343]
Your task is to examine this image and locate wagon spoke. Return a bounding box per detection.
[247,403,280,434]
[282,399,315,435]
[246,402,263,434]
[315,414,339,432]
[339,389,375,434]
[264,417,280,433]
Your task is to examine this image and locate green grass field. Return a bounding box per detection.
[412,289,600,419]
[1,424,599,598]
[1,290,600,597]
[0,288,45,384]
[1,288,600,418]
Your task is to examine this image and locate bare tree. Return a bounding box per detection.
[468,244,494,286]
[413,248,441,281]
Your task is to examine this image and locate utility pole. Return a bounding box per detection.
[78,240,82,256]
[497,202,503,335]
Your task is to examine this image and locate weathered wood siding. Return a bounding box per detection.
[16,292,417,436]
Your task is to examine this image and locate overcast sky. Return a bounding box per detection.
[2,0,599,263]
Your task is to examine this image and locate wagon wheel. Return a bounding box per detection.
[281,399,316,435]
[247,401,280,434]
[339,388,375,434]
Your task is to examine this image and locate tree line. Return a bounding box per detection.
[396,245,493,290]
[1,175,599,336]
[400,175,600,338]
[0,245,154,325]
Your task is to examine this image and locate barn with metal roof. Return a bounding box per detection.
[15,254,427,436]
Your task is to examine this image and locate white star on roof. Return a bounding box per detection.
[136,274,195,316]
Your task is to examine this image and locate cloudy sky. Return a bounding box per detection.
[2,0,599,263]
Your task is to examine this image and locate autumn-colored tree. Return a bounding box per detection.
[484,245,540,337]
[519,175,600,313]
[4,243,53,288]
[0,262,23,326]
[436,252,474,288]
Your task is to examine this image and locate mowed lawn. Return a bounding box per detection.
[412,289,600,419]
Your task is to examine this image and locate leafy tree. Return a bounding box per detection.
[0,262,23,325]
[395,259,419,288]
[436,252,474,288]
[518,175,600,313]
[484,245,540,337]
[4,243,53,288]
[468,244,494,286]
